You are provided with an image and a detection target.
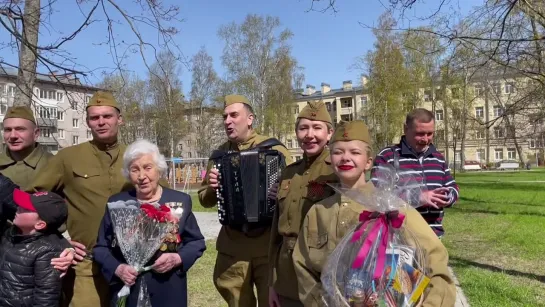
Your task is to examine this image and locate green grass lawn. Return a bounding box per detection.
[187,169,545,306]
[188,240,225,307]
[443,169,545,306]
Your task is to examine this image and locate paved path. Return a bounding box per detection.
[194,212,470,306]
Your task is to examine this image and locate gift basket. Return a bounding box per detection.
[321,166,431,307]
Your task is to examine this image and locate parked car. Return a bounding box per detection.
[496,160,520,170]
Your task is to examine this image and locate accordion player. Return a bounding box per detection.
[209,138,287,232]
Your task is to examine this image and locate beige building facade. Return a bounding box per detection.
[0,67,99,154]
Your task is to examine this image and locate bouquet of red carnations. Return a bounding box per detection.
[108,200,182,307]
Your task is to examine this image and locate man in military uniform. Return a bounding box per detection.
[0,106,52,190]
[268,101,337,307]
[292,120,456,307]
[198,94,293,307]
[28,91,133,307]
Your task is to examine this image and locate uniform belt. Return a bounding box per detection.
[282,236,297,251]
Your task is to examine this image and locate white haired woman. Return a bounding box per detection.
[93,139,206,307]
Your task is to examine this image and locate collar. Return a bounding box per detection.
[230,130,257,150]
[7,226,45,244]
[303,147,331,167]
[339,183,375,205]
[399,136,437,158]
[0,144,47,168]
[90,139,120,152]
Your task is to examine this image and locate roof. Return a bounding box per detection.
[294,85,367,101]
[0,65,104,92]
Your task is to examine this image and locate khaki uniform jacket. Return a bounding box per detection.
[268,148,338,300]
[198,131,293,258]
[0,144,52,190]
[292,184,457,307]
[27,141,133,276]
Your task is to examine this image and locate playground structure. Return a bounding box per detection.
[165,158,209,193]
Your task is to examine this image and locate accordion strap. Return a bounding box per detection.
[255,138,285,149]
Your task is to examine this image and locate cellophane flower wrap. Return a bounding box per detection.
[321,167,431,307]
[107,200,174,307]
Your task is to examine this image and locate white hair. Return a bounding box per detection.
[122,139,168,180]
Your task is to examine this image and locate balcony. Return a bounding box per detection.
[37,117,57,127]
[340,107,353,115]
[37,136,58,145]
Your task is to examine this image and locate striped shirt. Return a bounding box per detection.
[370,137,459,237]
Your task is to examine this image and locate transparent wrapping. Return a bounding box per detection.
[107,200,172,307]
[321,166,431,307]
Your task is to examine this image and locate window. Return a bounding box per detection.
[47,90,55,100]
[72,135,79,145]
[340,114,353,121]
[7,86,15,97]
[494,126,504,138]
[72,119,79,128]
[57,92,63,101]
[287,139,293,149]
[505,82,516,94]
[0,102,7,115]
[435,110,444,121]
[507,148,516,160]
[492,83,501,95]
[494,149,503,161]
[58,129,65,139]
[476,149,485,161]
[325,102,331,111]
[85,96,91,103]
[475,129,485,139]
[423,90,432,102]
[475,106,484,118]
[454,151,462,162]
[87,130,92,139]
[451,87,459,99]
[493,106,503,117]
[340,98,352,108]
[293,106,299,114]
[474,85,483,97]
[530,139,544,148]
[40,128,51,138]
[57,111,64,121]
[361,96,368,107]
[296,156,302,161]
[71,102,78,110]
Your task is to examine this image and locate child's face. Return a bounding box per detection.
[13,207,46,231]
[330,140,373,183]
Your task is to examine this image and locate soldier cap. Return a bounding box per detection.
[331,120,372,145]
[3,106,36,125]
[297,100,332,125]
[87,91,120,112]
[224,94,251,108]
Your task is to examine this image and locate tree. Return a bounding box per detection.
[1,0,184,107]
[360,12,410,151]
[148,51,187,158]
[217,14,302,135]
[97,73,152,144]
[189,46,222,157]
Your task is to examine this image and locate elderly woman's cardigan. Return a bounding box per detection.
[93,187,206,307]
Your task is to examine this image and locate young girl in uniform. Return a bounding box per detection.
[292,120,457,307]
[268,100,338,307]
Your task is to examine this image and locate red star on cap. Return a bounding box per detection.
[310,112,317,117]
[343,132,348,138]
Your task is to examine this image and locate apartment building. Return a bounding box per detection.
[176,106,224,159]
[286,73,544,166]
[0,67,99,153]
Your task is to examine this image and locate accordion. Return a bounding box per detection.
[210,138,287,229]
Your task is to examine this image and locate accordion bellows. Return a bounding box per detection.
[210,138,287,229]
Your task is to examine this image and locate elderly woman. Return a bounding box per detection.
[93,139,206,307]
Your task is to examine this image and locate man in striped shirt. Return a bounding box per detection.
[370,108,459,238]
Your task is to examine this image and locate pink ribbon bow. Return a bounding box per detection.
[350,210,405,279]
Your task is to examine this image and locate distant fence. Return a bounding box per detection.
[165,158,209,193]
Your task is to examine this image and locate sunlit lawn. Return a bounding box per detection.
[187,169,545,306]
[443,169,545,306]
